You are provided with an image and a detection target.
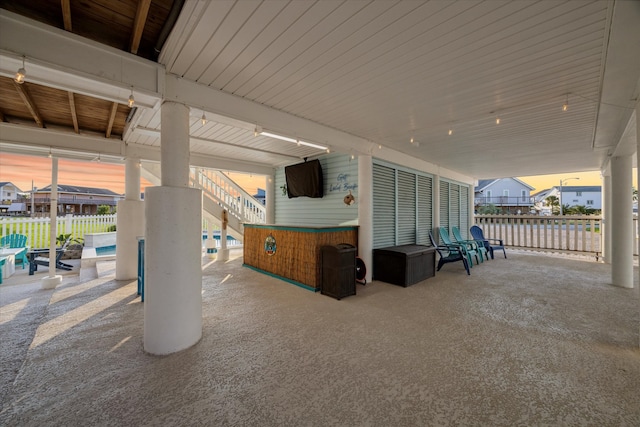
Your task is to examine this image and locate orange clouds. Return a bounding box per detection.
[0,153,151,194]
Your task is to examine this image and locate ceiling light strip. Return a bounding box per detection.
[259,131,327,150]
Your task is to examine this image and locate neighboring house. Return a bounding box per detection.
[532,186,602,214]
[33,184,124,215]
[531,188,556,215]
[560,186,602,210]
[0,182,24,215]
[0,181,23,203]
[252,188,266,205]
[474,178,535,214]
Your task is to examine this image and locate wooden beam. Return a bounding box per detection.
[106,102,118,138]
[61,0,72,31]
[68,91,79,133]
[130,0,151,55]
[13,82,44,128]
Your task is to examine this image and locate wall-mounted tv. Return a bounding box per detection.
[285,159,323,198]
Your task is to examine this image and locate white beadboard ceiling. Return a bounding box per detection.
[2,1,638,180]
[153,0,640,179]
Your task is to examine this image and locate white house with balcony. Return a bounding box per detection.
[0,181,24,214]
[0,181,22,203]
[532,186,602,214]
[474,178,535,214]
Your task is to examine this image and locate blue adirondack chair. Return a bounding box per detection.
[1,234,29,269]
[429,231,470,275]
[438,227,480,267]
[470,225,507,259]
[452,226,488,263]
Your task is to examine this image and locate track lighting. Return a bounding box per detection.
[496,117,500,125]
[14,56,26,84]
[128,87,135,107]
[48,147,52,158]
[448,129,453,136]
[201,112,207,125]
[562,94,569,111]
[259,130,327,150]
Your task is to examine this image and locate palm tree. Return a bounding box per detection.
[545,195,560,215]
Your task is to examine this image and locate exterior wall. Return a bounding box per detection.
[275,153,358,226]
[274,153,474,251]
[562,190,602,209]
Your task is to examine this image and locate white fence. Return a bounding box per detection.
[0,214,117,248]
[474,214,638,257]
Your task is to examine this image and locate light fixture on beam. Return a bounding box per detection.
[14,56,26,84]
[48,147,52,158]
[128,87,135,107]
[259,130,327,150]
[562,94,569,112]
[201,112,207,125]
[495,117,500,125]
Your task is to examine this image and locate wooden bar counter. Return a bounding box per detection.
[243,224,358,291]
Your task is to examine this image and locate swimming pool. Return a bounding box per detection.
[81,244,116,269]
[95,245,116,256]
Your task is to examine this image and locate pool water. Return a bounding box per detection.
[95,245,116,256]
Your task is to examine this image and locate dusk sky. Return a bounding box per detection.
[0,153,265,195]
[0,152,626,196]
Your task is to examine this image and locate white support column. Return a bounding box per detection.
[469,182,475,235]
[218,209,229,262]
[42,156,62,289]
[433,175,441,232]
[636,101,640,289]
[160,102,191,188]
[602,168,612,264]
[610,155,633,288]
[358,154,373,283]
[116,157,144,280]
[144,101,203,355]
[205,219,216,259]
[266,172,275,224]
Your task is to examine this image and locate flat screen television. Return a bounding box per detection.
[285,159,323,198]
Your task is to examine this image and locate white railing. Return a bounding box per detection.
[474,214,640,257]
[190,168,266,225]
[474,214,611,257]
[0,214,116,248]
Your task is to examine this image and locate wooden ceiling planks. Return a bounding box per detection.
[0,0,173,140]
[0,76,130,138]
[12,81,44,128]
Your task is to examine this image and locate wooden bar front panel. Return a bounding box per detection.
[243,225,358,289]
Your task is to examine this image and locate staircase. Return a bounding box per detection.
[141,163,266,242]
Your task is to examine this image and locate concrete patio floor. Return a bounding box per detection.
[0,250,639,426]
